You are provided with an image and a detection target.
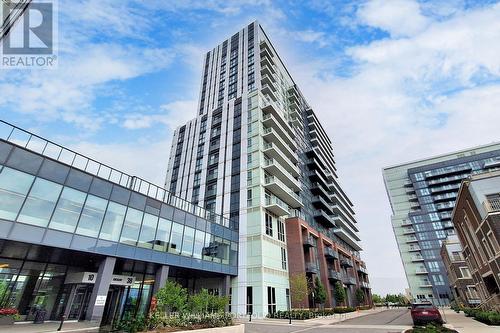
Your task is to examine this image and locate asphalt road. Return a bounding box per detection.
[245,309,413,333]
[337,308,413,326]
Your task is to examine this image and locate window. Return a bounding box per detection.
[17,178,62,227]
[138,213,158,249]
[169,222,184,254]
[278,220,285,241]
[281,248,287,270]
[181,226,195,257]
[459,266,471,278]
[74,194,107,237]
[267,286,276,314]
[99,202,127,241]
[153,218,172,251]
[120,208,144,246]
[432,274,445,286]
[49,187,87,233]
[487,231,499,254]
[246,286,253,314]
[193,229,206,259]
[0,167,35,220]
[265,213,273,237]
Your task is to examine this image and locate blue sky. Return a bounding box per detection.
[2,0,500,296]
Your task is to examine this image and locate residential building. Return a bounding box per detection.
[383,143,500,305]
[440,236,480,307]
[0,120,237,326]
[452,171,500,311]
[164,21,371,314]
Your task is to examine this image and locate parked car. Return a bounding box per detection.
[410,303,444,326]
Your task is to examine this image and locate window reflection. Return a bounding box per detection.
[120,208,143,246]
[49,187,86,233]
[168,223,184,255]
[153,218,171,252]
[17,178,62,227]
[99,202,127,242]
[138,213,158,249]
[75,195,107,237]
[193,230,205,259]
[0,167,35,220]
[181,226,195,257]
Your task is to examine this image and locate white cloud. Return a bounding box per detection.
[358,0,431,37]
[121,100,197,130]
[283,2,500,295]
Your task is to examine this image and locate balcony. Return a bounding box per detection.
[328,269,341,281]
[428,174,467,186]
[420,281,433,288]
[264,175,303,208]
[264,195,289,216]
[263,142,299,176]
[261,73,276,87]
[260,40,275,59]
[313,209,336,228]
[430,184,460,194]
[334,228,362,251]
[403,227,416,235]
[262,83,277,101]
[361,281,370,289]
[424,165,472,179]
[357,266,368,275]
[303,235,315,248]
[484,197,500,213]
[262,127,297,163]
[415,268,428,275]
[263,157,300,191]
[408,245,421,252]
[406,236,419,243]
[411,255,425,262]
[324,247,339,261]
[436,202,455,211]
[261,64,276,76]
[340,258,354,268]
[261,55,274,70]
[305,263,319,274]
[262,113,296,150]
[311,182,331,200]
[342,275,356,285]
[312,195,334,214]
[401,219,412,227]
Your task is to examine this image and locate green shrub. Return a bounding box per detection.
[461,307,500,326]
[188,289,229,314]
[411,323,457,333]
[113,313,147,333]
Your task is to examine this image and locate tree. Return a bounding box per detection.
[372,294,384,304]
[155,281,188,314]
[314,277,327,307]
[289,273,308,307]
[334,281,346,305]
[355,288,365,305]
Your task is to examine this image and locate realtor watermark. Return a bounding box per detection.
[1,0,58,68]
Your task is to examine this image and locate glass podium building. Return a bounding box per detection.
[0,120,238,326]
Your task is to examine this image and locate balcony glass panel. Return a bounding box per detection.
[17,178,62,227]
[181,226,195,257]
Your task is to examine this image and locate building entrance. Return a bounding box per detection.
[101,285,126,327]
[67,284,93,321]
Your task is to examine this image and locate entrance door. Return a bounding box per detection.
[101,286,125,327]
[67,285,93,321]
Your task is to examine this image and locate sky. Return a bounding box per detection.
[1,0,500,296]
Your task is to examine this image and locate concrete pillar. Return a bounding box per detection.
[153,265,169,295]
[221,275,231,312]
[86,256,116,323]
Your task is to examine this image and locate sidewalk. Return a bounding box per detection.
[0,321,99,333]
[443,309,500,333]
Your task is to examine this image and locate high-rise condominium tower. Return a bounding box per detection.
[165,21,371,315]
[383,143,500,305]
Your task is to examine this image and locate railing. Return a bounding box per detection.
[340,258,353,267]
[305,262,319,274]
[303,235,315,247]
[0,120,235,229]
[265,195,289,212]
[264,175,301,203]
[484,197,500,213]
[324,247,339,259]
[328,269,341,280]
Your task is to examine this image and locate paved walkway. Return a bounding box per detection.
[442,309,500,333]
[0,321,99,333]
